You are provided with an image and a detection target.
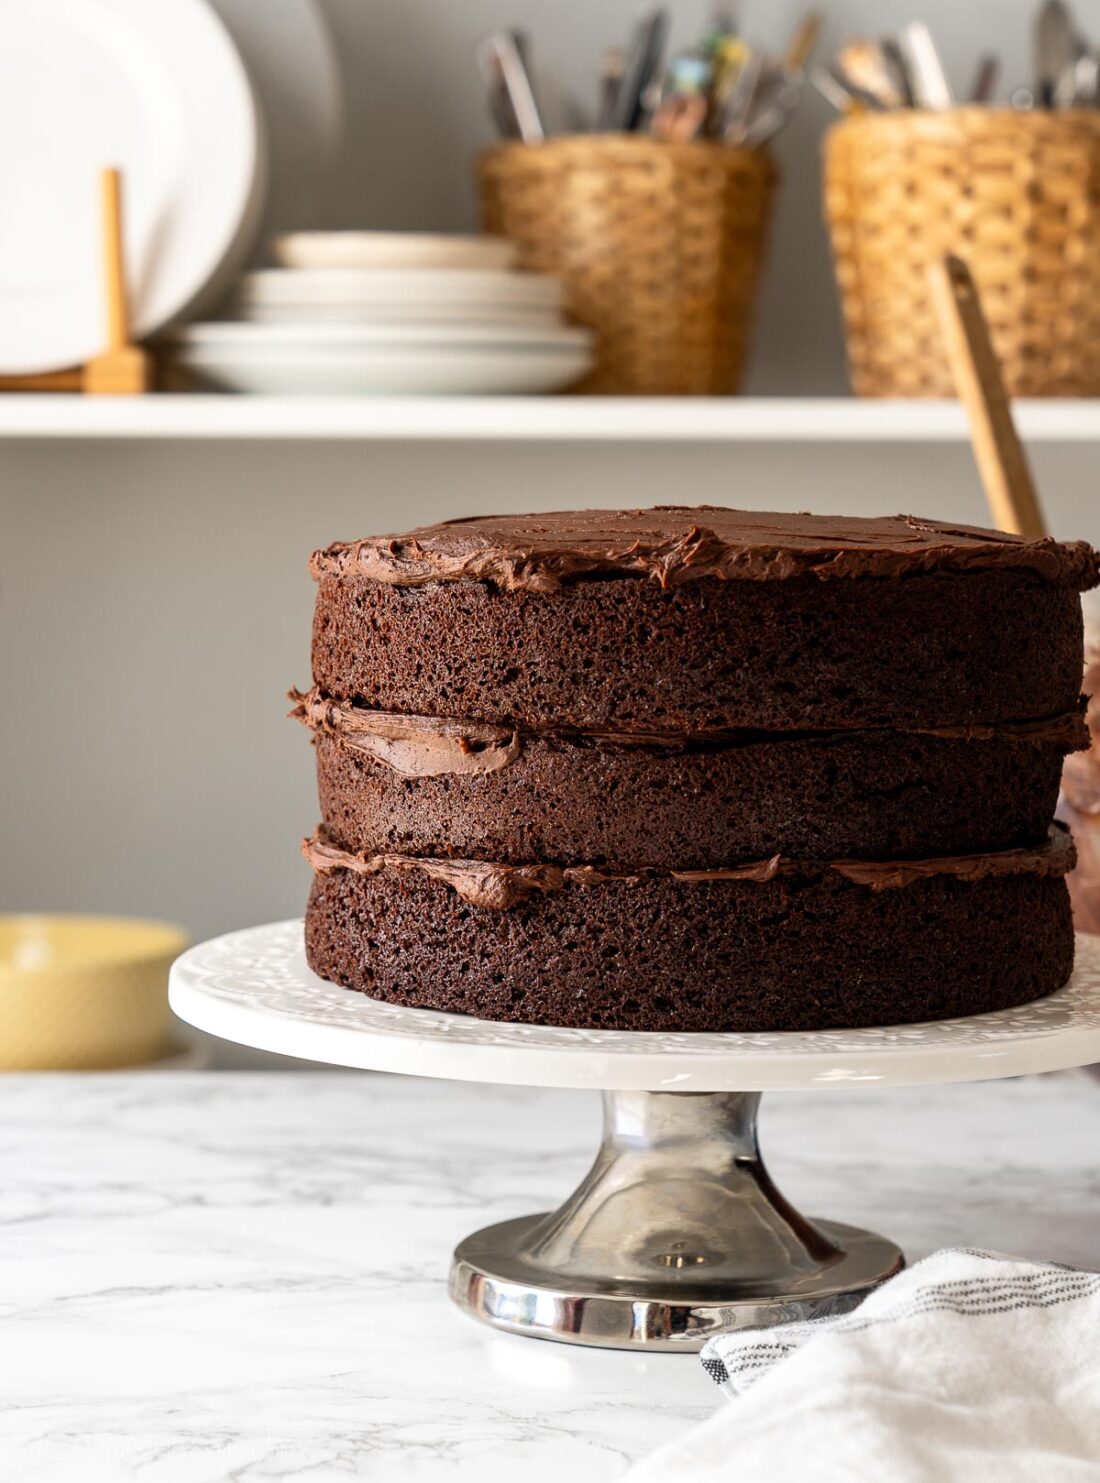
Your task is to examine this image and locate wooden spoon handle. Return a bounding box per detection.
[100,167,129,351]
[928,254,1047,540]
[784,10,823,72]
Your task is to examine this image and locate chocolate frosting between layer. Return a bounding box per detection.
[310,507,1099,592]
[302,826,1073,910]
[912,710,1087,746]
[291,686,1087,775]
[289,689,520,777]
[303,835,562,909]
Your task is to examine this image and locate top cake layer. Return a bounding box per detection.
[311,506,1099,592]
[310,506,1097,732]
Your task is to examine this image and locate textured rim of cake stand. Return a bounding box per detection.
[169,921,1100,1092]
[169,922,1100,1352]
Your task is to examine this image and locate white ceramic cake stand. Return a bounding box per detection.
[169,921,1100,1353]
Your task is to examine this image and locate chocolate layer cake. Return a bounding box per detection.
[296,506,1097,1032]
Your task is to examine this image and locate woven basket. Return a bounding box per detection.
[478,136,775,395]
[825,108,1100,398]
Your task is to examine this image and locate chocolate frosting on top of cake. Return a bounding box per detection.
[302,825,1074,910]
[291,686,1088,775]
[309,507,1099,592]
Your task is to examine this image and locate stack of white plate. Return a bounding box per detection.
[172,232,593,395]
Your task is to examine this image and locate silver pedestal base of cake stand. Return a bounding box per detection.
[450,1088,902,1351]
[169,921,1100,1353]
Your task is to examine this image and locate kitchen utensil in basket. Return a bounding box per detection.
[479,135,775,394]
[825,107,1100,397]
[929,254,1047,537]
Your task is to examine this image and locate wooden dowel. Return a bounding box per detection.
[83,166,150,394]
[928,254,1047,540]
[100,167,128,351]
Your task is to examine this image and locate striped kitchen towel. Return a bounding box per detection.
[629,1250,1100,1482]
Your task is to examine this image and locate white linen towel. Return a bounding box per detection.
[628,1250,1100,1482]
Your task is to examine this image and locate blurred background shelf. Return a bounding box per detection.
[5,395,1100,442]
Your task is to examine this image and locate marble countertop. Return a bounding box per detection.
[3,1069,1098,1481]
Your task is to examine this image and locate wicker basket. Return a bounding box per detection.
[825,108,1100,398]
[478,136,775,395]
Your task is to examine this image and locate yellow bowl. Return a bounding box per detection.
[0,915,188,1070]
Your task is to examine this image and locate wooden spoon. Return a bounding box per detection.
[928,254,1047,539]
[83,167,151,395]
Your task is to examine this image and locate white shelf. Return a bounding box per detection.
[2,394,1100,442]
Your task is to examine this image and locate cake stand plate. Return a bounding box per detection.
[170,922,1100,1351]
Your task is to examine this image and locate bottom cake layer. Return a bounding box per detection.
[303,832,1075,1032]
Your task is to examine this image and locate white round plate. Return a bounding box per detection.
[209,0,342,238]
[0,0,263,373]
[172,340,592,395]
[238,267,561,308]
[174,321,588,349]
[169,921,1100,1092]
[273,232,519,272]
[237,301,565,329]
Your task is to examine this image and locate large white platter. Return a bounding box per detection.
[169,920,1100,1092]
[0,0,262,372]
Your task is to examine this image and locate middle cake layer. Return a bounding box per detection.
[294,689,1087,867]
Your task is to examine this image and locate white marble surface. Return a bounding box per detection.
[2,1070,1098,1481]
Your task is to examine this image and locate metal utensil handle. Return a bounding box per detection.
[900,21,954,108]
[482,33,545,143]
